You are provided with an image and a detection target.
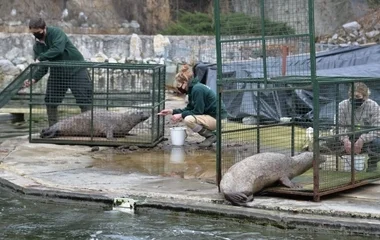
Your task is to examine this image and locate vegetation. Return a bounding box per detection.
[161,11,214,35]
[160,11,295,36]
[368,0,380,8]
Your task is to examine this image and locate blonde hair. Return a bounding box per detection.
[348,82,370,98]
[175,64,193,85]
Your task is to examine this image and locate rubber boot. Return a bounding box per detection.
[198,127,217,147]
[46,105,58,127]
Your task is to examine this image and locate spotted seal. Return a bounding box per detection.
[220,152,322,206]
[40,109,150,139]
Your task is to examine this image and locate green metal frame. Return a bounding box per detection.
[214,0,380,201]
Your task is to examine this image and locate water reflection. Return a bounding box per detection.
[170,146,185,163]
[92,147,219,182]
[89,142,258,183]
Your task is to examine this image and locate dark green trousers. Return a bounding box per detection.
[45,68,93,126]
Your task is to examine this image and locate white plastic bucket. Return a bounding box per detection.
[319,154,337,171]
[340,154,366,171]
[170,127,187,146]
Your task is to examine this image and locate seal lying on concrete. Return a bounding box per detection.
[220,152,321,206]
[40,109,150,139]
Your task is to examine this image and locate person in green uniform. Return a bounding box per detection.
[23,18,92,126]
[158,64,228,147]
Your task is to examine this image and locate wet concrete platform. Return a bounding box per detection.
[1,136,380,236]
[2,93,380,236]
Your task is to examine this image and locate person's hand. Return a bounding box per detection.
[354,138,364,154]
[22,79,36,88]
[343,139,352,154]
[171,114,182,123]
[157,109,173,116]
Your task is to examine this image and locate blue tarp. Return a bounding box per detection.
[195,44,380,125]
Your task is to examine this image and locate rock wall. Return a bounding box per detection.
[318,8,380,46]
[0,33,216,91]
[230,0,371,36]
[0,33,216,63]
[0,0,171,35]
[0,0,373,36]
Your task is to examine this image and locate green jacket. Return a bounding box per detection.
[173,77,228,119]
[32,26,85,81]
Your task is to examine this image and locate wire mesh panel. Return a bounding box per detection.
[216,0,312,77]
[213,0,380,200]
[27,61,165,147]
[253,78,380,199]
[214,0,316,185]
[316,79,380,194]
[218,78,314,177]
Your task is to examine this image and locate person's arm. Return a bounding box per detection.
[173,90,194,115]
[338,101,350,142]
[180,88,205,118]
[37,29,66,61]
[173,103,192,115]
[359,101,380,143]
[31,45,48,82]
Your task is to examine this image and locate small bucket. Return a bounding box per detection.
[340,154,366,172]
[170,127,187,146]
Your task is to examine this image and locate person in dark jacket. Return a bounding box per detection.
[23,18,92,126]
[158,64,228,147]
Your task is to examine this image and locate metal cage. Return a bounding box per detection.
[214,0,380,201]
[24,61,165,147]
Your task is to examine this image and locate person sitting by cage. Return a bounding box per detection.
[337,82,380,172]
[158,64,228,147]
[21,18,93,127]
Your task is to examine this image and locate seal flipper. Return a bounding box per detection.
[224,191,254,206]
[279,176,302,188]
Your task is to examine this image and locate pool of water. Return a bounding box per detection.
[92,147,218,182]
[0,189,372,240]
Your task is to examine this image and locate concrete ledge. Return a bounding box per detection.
[137,200,380,236]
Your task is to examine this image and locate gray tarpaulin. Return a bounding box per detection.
[195,44,380,126]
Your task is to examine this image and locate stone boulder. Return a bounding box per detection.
[129,33,143,60]
[153,34,170,57]
[0,59,20,76]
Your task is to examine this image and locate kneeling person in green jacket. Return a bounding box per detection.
[158,65,227,147]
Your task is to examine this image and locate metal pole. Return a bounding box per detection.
[214,0,223,190]
[309,0,320,202]
[260,0,268,86]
